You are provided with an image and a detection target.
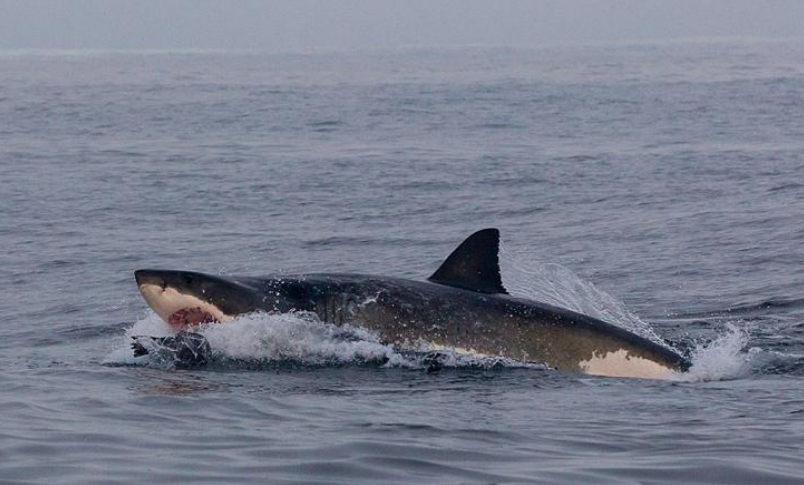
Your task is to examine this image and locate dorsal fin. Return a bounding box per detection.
[428,228,508,294]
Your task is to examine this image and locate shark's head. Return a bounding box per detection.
[135,269,260,329]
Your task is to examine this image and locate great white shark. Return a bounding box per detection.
[134,229,689,378]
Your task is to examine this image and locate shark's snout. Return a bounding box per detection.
[135,269,167,289]
[135,269,231,329]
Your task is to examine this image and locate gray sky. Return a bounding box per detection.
[1,0,802,51]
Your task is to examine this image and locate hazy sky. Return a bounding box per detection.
[1,0,802,51]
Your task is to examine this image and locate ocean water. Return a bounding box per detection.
[2,40,804,484]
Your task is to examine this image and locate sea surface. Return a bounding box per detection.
[2,40,804,484]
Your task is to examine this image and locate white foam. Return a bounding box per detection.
[106,311,543,370]
[199,311,396,365]
[101,312,174,366]
[672,323,752,382]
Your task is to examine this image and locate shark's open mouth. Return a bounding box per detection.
[168,307,220,327]
[137,283,231,329]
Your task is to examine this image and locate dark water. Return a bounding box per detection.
[2,41,804,484]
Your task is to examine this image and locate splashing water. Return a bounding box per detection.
[500,244,665,344]
[674,324,753,382]
[200,312,396,366]
[106,311,545,371]
[499,245,755,381]
[107,310,751,380]
[108,248,755,380]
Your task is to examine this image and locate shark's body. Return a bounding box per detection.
[135,229,688,378]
